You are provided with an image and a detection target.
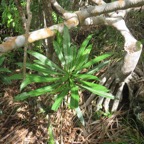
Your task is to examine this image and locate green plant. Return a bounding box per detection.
[48,124,55,144]
[0,55,11,84]
[15,26,113,115]
[1,0,24,33]
[94,110,113,120]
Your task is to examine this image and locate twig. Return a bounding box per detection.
[23,0,32,79]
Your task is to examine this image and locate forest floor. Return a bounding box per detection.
[0,72,144,144]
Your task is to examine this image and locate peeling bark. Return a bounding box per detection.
[0,0,143,54]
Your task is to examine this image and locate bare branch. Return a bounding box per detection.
[76,0,144,23]
[23,0,32,79]
[51,0,67,17]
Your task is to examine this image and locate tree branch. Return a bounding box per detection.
[0,0,143,54]
[76,0,144,23]
[50,0,68,17]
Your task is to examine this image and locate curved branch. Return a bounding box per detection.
[76,0,144,23]
[51,0,68,18]
[0,17,79,54]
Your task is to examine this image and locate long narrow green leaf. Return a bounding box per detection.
[0,75,11,84]
[75,44,93,71]
[33,59,57,68]
[87,60,110,74]
[15,83,60,101]
[63,25,70,52]
[0,56,5,65]
[76,34,93,60]
[74,74,99,81]
[0,68,11,72]
[82,44,93,62]
[74,35,93,71]
[50,83,68,94]
[20,74,61,90]
[69,45,77,71]
[33,59,57,71]
[28,83,60,96]
[80,84,114,99]
[82,53,112,69]
[9,74,23,80]
[18,62,60,75]
[79,80,109,92]
[56,31,63,46]
[48,124,55,144]
[28,51,64,73]
[17,62,51,74]
[63,26,70,48]
[51,87,69,111]
[70,85,79,109]
[53,41,65,66]
[75,107,85,126]
[14,92,30,101]
[63,26,72,70]
[65,46,74,71]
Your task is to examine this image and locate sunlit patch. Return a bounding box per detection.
[118,0,124,6]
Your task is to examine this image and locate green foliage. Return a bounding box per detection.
[0,56,11,84]
[15,26,113,112]
[94,110,113,120]
[92,26,124,58]
[1,0,25,33]
[58,0,73,11]
[51,11,63,24]
[48,124,55,144]
[0,55,22,84]
[136,41,142,51]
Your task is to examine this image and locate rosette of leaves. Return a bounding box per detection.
[0,56,11,84]
[15,26,114,112]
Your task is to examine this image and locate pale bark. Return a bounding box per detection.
[77,1,143,112]
[0,0,143,54]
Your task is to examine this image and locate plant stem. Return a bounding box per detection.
[23,0,32,79]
